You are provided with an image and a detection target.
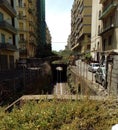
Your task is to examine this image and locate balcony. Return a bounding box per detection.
[29,21,34,26]
[19,49,27,56]
[0,0,16,17]
[28,8,33,14]
[17,15,26,20]
[99,3,117,19]
[29,40,37,46]
[28,0,32,3]
[0,43,17,51]
[29,31,36,37]
[0,20,17,34]
[98,24,115,35]
[19,39,27,43]
[99,0,107,4]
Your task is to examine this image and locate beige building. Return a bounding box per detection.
[0,0,19,71]
[70,0,92,54]
[16,0,37,58]
[99,0,118,52]
[46,25,51,45]
[66,35,71,50]
[91,0,102,61]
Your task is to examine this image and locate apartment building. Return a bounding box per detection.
[16,0,37,58]
[70,0,92,54]
[91,0,102,61]
[0,0,19,71]
[66,35,71,50]
[99,0,118,51]
[46,25,51,46]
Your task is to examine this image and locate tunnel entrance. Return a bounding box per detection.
[51,63,67,84]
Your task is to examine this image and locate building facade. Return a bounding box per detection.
[99,0,118,52]
[0,0,19,71]
[16,0,37,58]
[36,0,52,57]
[46,24,51,46]
[91,0,102,61]
[70,0,92,54]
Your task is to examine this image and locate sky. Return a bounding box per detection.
[46,0,74,51]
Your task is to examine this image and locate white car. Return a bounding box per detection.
[88,63,100,72]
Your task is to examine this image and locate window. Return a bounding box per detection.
[19,22,23,29]
[98,25,100,34]
[18,0,23,7]
[99,10,101,18]
[110,16,113,25]
[1,34,5,43]
[103,39,106,51]
[19,34,24,40]
[19,11,23,17]
[0,12,3,22]
[108,35,112,45]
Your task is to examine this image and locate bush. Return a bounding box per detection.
[0,99,118,130]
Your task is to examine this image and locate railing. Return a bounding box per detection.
[0,42,17,51]
[0,0,16,17]
[17,15,26,20]
[99,3,117,19]
[98,24,115,35]
[19,39,27,43]
[0,20,17,34]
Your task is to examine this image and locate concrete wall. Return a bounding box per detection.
[107,55,118,96]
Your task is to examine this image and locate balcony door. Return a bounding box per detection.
[0,12,3,22]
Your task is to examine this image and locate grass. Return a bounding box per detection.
[0,99,118,130]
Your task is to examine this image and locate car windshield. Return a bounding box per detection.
[93,64,99,67]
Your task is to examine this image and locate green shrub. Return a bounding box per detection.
[0,99,118,130]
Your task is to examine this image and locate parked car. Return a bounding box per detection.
[95,67,106,87]
[88,63,100,72]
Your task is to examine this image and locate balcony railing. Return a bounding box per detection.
[28,0,32,3]
[0,43,17,51]
[17,15,26,20]
[0,0,16,17]
[19,49,27,55]
[29,40,37,46]
[99,3,117,19]
[0,20,17,34]
[100,0,107,4]
[28,8,33,14]
[98,24,115,35]
[19,39,27,43]
[29,31,36,37]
